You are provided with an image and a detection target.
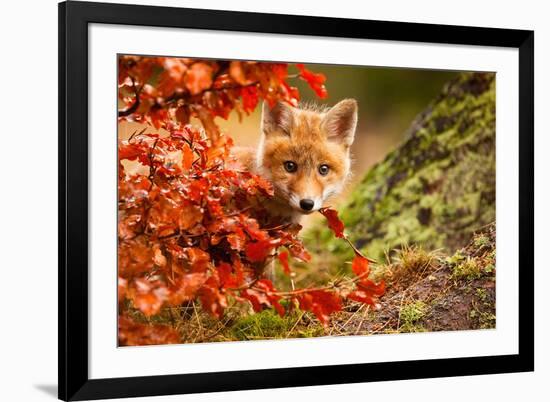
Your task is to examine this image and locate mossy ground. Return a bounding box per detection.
[128,224,496,341]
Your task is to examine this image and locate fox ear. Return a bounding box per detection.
[322,99,358,147]
[261,101,294,136]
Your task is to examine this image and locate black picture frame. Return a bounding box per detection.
[58,1,534,400]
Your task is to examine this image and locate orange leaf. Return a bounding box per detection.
[128,278,168,316]
[278,251,291,275]
[169,273,208,305]
[118,315,180,346]
[181,143,194,171]
[351,254,370,277]
[319,207,345,238]
[296,64,328,99]
[357,278,386,296]
[241,279,285,316]
[184,62,213,95]
[241,86,259,113]
[175,106,190,125]
[245,239,274,262]
[347,290,375,306]
[199,277,227,318]
[118,277,127,304]
[297,290,342,326]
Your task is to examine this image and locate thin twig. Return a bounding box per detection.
[286,311,305,338]
[353,305,371,335]
[396,293,406,330]
[330,303,364,336]
[343,236,377,264]
[127,126,148,142]
[118,76,142,117]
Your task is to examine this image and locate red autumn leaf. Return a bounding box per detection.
[153,245,167,267]
[245,239,277,262]
[118,316,180,346]
[206,197,224,218]
[186,177,209,202]
[351,254,370,277]
[177,203,203,231]
[240,287,270,313]
[241,85,259,113]
[232,256,246,287]
[239,172,274,196]
[347,290,375,306]
[118,277,127,305]
[259,279,286,317]
[348,254,384,306]
[226,229,247,251]
[297,290,342,326]
[296,64,328,99]
[270,63,289,80]
[118,237,155,277]
[175,106,190,125]
[128,278,169,316]
[319,207,345,238]
[288,243,312,262]
[118,142,150,166]
[149,107,169,130]
[168,273,207,305]
[181,143,194,171]
[198,277,227,318]
[229,61,255,86]
[216,262,234,287]
[212,73,233,89]
[241,217,270,241]
[185,247,211,273]
[241,279,285,316]
[278,251,291,275]
[156,58,187,95]
[184,62,213,95]
[118,213,143,240]
[281,81,300,107]
[194,104,221,141]
[357,278,386,296]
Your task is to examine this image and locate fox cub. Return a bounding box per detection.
[232,99,358,223]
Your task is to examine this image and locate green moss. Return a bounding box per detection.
[484,263,495,274]
[469,307,496,329]
[479,312,496,329]
[294,326,325,338]
[473,235,490,250]
[445,250,466,266]
[230,309,296,340]
[400,301,427,332]
[451,257,482,280]
[475,288,488,301]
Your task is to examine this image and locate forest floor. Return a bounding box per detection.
[132,223,496,342]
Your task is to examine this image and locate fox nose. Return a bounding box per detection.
[299,199,315,211]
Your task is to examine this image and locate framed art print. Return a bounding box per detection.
[59,1,534,400]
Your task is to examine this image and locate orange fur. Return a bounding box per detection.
[233,99,358,223]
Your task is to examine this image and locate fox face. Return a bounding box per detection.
[256,99,358,216]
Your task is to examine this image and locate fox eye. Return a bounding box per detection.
[318,164,330,176]
[283,161,298,173]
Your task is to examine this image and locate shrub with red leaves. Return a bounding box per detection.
[117,56,384,345]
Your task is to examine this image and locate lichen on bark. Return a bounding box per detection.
[305,72,496,265]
